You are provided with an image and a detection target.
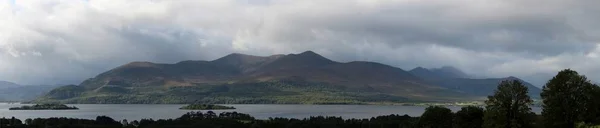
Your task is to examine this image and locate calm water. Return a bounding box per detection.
[0,104,542,121]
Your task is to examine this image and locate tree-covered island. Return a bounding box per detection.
[9,104,78,110]
[179,104,235,110]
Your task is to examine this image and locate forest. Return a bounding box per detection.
[3,69,600,128]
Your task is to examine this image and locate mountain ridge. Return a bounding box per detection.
[409,67,541,98]
[0,81,20,89]
[35,51,540,104]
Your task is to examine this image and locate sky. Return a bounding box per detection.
[0,0,599,87]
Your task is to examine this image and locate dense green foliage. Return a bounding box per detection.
[180,104,235,110]
[480,69,600,128]
[483,80,535,128]
[34,81,418,104]
[454,106,483,128]
[418,106,453,128]
[541,69,600,128]
[0,111,418,128]
[576,123,600,128]
[9,104,78,110]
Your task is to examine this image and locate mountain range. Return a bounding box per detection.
[408,67,541,98]
[0,81,20,89]
[0,81,62,101]
[34,51,542,104]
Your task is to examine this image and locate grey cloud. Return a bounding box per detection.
[1,0,599,86]
[270,1,597,57]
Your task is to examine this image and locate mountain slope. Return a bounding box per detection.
[36,51,477,104]
[0,81,65,101]
[0,81,20,89]
[0,85,62,101]
[409,66,470,79]
[409,67,541,98]
[429,66,471,78]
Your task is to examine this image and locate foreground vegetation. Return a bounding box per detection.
[179,104,235,110]
[9,104,78,110]
[0,111,415,128]
[0,108,578,128]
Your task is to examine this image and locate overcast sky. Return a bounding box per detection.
[1,0,599,87]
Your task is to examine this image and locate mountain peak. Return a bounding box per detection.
[409,66,471,80]
[0,81,19,86]
[293,51,326,58]
[286,51,331,61]
[214,53,260,62]
[0,81,21,89]
[410,67,429,72]
[284,51,333,63]
[120,61,159,68]
[431,66,470,78]
[211,53,278,72]
[224,53,245,57]
[505,76,521,80]
[299,50,318,55]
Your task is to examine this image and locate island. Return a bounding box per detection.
[9,104,79,110]
[179,104,235,110]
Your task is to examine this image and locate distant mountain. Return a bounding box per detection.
[409,67,541,98]
[0,81,63,101]
[430,66,471,78]
[35,51,543,104]
[36,51,473,104]
[409,66,470,79]
[522,72,555,88]
[0,81,20,89]
[0,85,63,101]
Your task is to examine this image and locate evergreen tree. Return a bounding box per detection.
[455,106,484,128]
[541,69,599,128]
[483,80,535,128]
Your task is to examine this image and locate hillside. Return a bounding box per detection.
[0,81,20,89]
[0,81,62,101]
[409,67,542,98]
[0,85,63,101]
[35,51,536,104]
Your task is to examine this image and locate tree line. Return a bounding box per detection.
[1,69,599,128]
[417,69,600,128]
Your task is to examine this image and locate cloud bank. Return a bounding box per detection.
[1,0,599,86]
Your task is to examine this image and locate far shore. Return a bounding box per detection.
[4,101,492,106]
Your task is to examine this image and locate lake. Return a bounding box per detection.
[0,104,542,121]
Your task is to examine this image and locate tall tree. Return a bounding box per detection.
[455,106,484,128]
[419,106,454,128]
[483,80,535,128]
[541,69,598,128]
[585,84,600,124]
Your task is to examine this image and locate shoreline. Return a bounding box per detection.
[8,102,487,106]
